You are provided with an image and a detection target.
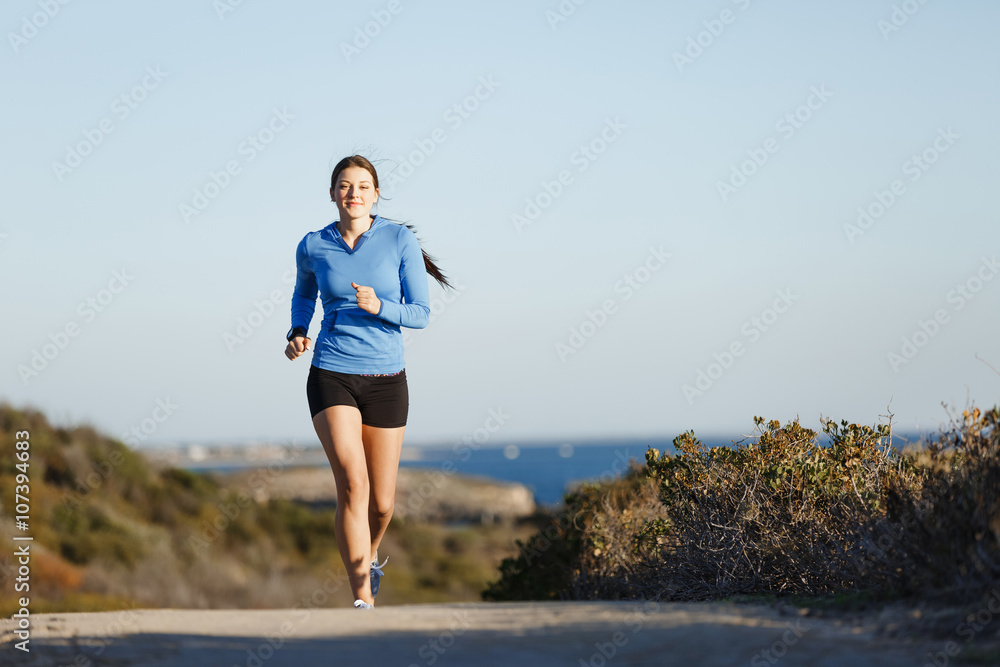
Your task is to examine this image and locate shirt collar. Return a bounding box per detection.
[327,214,382,239]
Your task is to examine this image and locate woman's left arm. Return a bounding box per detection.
[376,227,431,329]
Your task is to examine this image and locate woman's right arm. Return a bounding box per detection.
[286,235,316,360]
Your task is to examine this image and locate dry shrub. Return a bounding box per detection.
[570,473,666,599]
[632,416,914,600]
[875,406,1000,599]
[485,406,1000,604]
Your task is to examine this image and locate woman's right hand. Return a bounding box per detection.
[285,336,311,360]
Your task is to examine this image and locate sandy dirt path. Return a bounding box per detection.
[2,600,933,666]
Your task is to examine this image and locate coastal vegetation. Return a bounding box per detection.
[0,403,536,616]
[5,397,998,632]
[485,405,1000,608]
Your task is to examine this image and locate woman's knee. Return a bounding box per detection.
[336,470,370,504]
[369,495,394,519]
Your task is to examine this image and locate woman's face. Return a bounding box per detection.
[332,166,378,221]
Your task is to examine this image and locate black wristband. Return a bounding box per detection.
[286,326,308,341]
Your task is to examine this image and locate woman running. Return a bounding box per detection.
[284,155,451,609]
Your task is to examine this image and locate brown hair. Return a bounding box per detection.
[331,155,453,290]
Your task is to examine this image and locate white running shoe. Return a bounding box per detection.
[353,599,374,610]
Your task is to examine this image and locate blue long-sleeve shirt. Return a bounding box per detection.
[290,215,430,373]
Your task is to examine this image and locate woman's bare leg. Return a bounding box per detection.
[312,405,373,604]
[363,424,405,562]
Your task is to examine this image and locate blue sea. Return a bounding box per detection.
[181,438,692,507]
[181,431,922,508]
[397,438,690,507]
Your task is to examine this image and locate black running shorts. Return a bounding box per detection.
[306,365,408,428]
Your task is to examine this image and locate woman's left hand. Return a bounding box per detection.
[352,282,382,315]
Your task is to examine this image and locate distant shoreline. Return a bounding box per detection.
[132,430,929,452]
[139,432,928,507]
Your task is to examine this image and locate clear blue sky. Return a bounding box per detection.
[2,0,998,447]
